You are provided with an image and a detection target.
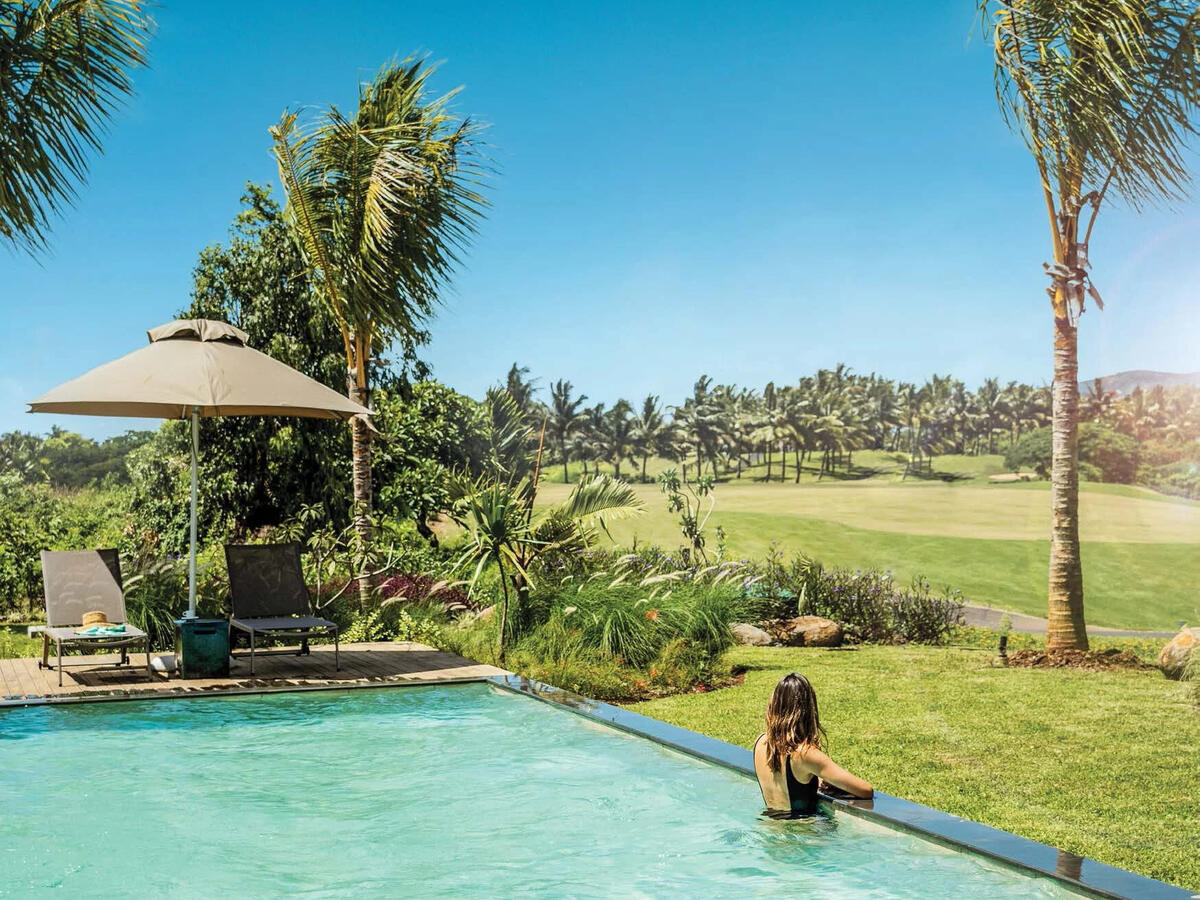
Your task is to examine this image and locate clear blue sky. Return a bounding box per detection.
[3,0,1199,439]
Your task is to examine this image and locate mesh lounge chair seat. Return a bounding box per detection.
[40,549,152,687]
[225,543,338,675]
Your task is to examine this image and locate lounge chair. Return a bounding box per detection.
[225,543,339,675]
[40,549,152,687]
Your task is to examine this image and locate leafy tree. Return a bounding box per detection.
[0,0,153,251]
[372,381,488,543]
[141,184,372,545]
[38,428,150,488]
[985,0,1200,649]
[1006,423,1140,484]
[271,58,488,606]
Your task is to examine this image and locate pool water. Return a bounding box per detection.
[0,684,1085,898]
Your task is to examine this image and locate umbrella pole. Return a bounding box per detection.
[187,407,199,619]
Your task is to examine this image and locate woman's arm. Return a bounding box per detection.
[797,747,873,799]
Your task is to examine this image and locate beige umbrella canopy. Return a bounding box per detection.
[30,319,366,419]
[29,319,370,617]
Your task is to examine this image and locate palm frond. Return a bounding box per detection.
[0,0,153,251]
[556,474,645,522]
[270,56,490,356]
[986,0,1200,212]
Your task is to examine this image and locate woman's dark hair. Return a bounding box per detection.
[764,672,826,772]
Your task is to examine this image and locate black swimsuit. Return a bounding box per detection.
[757,735,819,815]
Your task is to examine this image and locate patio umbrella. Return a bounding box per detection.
[28,319,370,618]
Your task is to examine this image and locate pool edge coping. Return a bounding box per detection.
[486,673,1197,900]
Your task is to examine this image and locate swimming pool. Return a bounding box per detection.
[0,682,1119,897]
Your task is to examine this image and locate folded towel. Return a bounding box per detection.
[75,624,127,636]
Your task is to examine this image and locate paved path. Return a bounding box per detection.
[962,605,1176,639]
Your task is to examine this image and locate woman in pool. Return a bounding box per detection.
[753,672,873,816]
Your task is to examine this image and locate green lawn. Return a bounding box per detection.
[533,468,1200,630]
[632,645,1200,890]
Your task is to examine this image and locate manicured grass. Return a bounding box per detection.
[631,645,1200,890]
[533,475,1200,630]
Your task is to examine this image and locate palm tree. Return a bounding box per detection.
[975,377,1008,454]
[1,0,153,251]
[630,395,669,482]
[271,59,488,606]
[504,363,540,421]
[601,399,635,480]
[985,0,1200,650]
[547,379,587,483]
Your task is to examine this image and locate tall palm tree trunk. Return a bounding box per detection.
[348,376,374,611]
[1047,310,1088,650]
[765,442,772,482]
[560,440,570,484]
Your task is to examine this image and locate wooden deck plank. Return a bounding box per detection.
[0,641,505,705]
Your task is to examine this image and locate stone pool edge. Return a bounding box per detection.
[487,673,1195,900]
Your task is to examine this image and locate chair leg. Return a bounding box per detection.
[41,632,49,669]
[57,640,63,687]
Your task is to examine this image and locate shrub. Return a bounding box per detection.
[341,602,445,645]
[1004,423,1139,483]
[797,564,963,644]
[1141,460,1200,500]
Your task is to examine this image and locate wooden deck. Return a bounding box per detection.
[0,642,507,705]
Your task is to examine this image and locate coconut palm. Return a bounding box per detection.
[630,395,670,482]
[600,399,636,479]
[1,0,153,251]
[271,59,487,605]
[985,0,1200,648]
[547,379,587,483]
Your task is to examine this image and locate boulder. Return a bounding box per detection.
[782,616,843,648]
[457,604,496,628]
[1158,627,1200,680]
[731,623,774,646]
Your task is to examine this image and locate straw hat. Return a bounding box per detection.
[81,610,111,627]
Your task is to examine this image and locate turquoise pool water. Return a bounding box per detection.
[0,684,1085,898]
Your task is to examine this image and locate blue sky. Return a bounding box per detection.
[3,0,1199,439]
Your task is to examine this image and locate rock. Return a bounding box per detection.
[457,604,496,628]
[1158,627,1200,680]
[782,616,843,648]
[731,623,773,646]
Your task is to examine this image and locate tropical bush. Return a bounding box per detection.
[341,602,446,645]
[1004,423,1139,483]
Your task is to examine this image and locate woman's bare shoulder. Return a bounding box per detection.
[790,743,831,769]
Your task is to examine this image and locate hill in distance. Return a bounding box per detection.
[1079,370,1200,396]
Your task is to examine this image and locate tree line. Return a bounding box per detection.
[506,363,1200,486]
